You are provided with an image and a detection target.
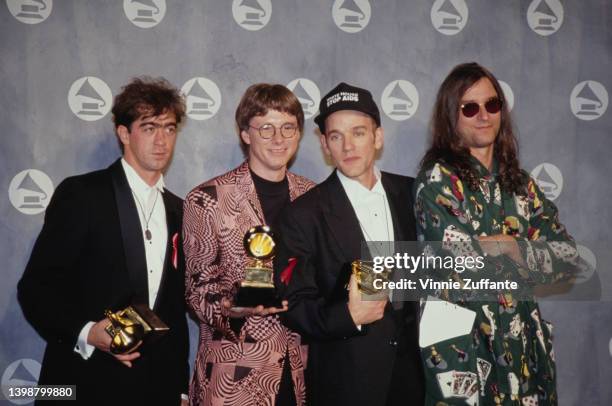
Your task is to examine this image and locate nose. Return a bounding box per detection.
[342,135,354,152]
[477,105,490,121]
[271,129,284,144]
[153,128,167,145]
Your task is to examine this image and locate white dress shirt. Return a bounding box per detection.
[337,167,395,246]
[338,167,396,326]
[74,159,167,359]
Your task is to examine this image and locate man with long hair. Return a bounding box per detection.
[414,62,578,405]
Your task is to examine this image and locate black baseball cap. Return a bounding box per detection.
[314,82,381,134]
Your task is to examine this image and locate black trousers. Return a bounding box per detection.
[385,348,425,406]
[275,351,296,406]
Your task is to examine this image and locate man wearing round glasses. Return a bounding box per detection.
[183,83,315,405]
[414,63,578,405]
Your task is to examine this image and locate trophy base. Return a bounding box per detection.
[234,286,282,308]
[129,304,170,337]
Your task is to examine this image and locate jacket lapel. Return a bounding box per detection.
[321,171,365,262]
[381,172,415,242]
[110,160,149,305]
[237,161,266,225]
[380,173,419,313]
[286,171,306,202]
[153,190,178,311]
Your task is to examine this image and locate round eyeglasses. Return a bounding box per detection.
[248,123,298,139]
[460,98,503,118]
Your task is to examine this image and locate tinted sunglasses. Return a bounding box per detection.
[460,98,503,118]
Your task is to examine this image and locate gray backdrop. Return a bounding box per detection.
[1,0,610,404]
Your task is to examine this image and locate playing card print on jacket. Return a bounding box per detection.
[414,158,579,406]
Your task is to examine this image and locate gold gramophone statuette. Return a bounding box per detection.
[104,304,169,354]
[233,225,280,307]
[241,225,276,289]
[351,259,393,296]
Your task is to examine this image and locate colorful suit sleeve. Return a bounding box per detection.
[518,177,579,282]
[183,187,237,341]
[414,163,578,285]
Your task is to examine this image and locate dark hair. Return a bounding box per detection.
[235,83,304,154]
[112,76,186,150]
[421,62,526,195]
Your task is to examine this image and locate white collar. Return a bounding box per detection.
[121,158,165,196]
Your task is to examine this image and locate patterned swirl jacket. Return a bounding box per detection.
[183,161,315,406]
[414,158,579,406]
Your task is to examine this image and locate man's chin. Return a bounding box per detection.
[266,155,291,168]
[338,167,360,179]
[147,162,169,172]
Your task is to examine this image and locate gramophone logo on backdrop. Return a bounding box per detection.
[1,358,41,405]
[381,80,419,121]
[527,0,563,36]
[286,79,321,120]
[332,0,371,33]
[232,0,272,31]
[8,169,54,215]
[498,80,515,111]
[430,0,468,36]
[570,81,608,121]
[67,77,112,121]
[123,0,166,28]
[531,163,563,201]
[6,0,52,24]
[181,77,222,121]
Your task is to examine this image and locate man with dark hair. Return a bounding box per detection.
[183,83,314,405]
[273,82,425,405]
[18,76,190,405]
[415,62,578,405]
[112,77,186,152]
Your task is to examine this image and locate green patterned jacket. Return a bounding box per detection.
[414,158,578,406]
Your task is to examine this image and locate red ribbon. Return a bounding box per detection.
[172,233,179,269]
[280,257,298,285]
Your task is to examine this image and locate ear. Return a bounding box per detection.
[117,125,130,146]
[374,126,384,151]
[319,133,331,157]
[240,129,252,146]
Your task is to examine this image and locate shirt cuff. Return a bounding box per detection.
[181,393,189,401]
[74,321,96,360]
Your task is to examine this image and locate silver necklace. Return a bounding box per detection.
[131,189,159,241]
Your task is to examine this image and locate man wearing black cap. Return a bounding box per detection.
[273,83,424,405]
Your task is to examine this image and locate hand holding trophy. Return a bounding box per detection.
[351,259,393,297]
[104,309,144,354]
[347,260,393,326]
[103,304,169,354]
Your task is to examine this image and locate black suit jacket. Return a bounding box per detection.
[274,171,424,406]
[18,159,189,405]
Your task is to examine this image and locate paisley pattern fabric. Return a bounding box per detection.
[414,158,578,406]
[184,161,315,406]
